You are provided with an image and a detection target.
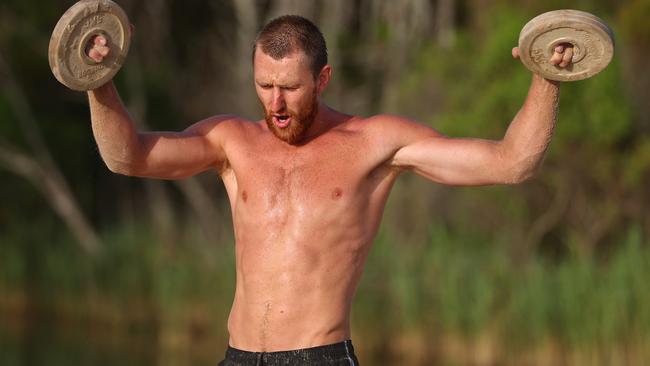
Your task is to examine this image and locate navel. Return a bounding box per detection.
[331,187,343,200]
[241,190,248,203]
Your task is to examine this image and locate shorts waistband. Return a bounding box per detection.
[224,339,358,365]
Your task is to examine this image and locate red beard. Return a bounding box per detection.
[263,91,318,144]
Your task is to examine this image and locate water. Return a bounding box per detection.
[0,323,220,366]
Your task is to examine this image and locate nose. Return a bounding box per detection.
[270,87,286,112]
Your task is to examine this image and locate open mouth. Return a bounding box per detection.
[273,114,291,129]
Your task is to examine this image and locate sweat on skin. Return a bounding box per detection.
[85,17,570,354]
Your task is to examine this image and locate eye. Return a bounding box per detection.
[258,83,272,89]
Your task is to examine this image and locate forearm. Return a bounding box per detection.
[499,74,560,182]
[87,81,144,174]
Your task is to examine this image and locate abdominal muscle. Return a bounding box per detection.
[219,118,395,352]
[226,198,373,352]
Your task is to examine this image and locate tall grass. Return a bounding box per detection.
[352,224,650,364]
[1,219,650,365]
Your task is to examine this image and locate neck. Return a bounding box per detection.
[294,100,333,144]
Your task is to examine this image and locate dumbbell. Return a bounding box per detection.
[518,9,615,81]
[48,3,615,90]
[49,0,131,91]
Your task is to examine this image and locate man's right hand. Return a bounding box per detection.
[86,35,111,63]
[512,44,575,69]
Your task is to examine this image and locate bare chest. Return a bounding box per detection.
[219,126,397,249]
[231,141,367,214]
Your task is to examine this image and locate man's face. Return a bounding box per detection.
[254,47,321,144]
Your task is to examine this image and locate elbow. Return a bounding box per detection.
[104,160,130,176]
[96,137,147,176]
[503,161,540,185]
[497,145,545,185]
[103,158,139,176]
[506,168,536,184]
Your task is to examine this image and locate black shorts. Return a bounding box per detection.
[217,339,360,366]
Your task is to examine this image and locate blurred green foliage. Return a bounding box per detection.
[1,0,650,364]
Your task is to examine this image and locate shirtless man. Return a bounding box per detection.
[86,15,574,366]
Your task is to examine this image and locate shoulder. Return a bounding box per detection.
[184,115,268,147]
[184,114,262,154]
[186,114,256,135]
[181,115,262,174]
[354,114,439,132]
[331,114,444,171]
[354,114,443,147]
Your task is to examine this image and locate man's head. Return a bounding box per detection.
[253,15,331,144]
[254,15,328,78]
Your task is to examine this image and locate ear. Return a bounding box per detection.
[316,65,332,95]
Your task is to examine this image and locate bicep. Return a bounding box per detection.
[391,136,510,186]
[134,117,231,179]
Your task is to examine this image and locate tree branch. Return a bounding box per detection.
[0,51,102,255]
[0,141,101,255]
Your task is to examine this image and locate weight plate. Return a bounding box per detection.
[49,0,131,91]
[518,9,614,82]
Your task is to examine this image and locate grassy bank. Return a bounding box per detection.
[1,221,650,365]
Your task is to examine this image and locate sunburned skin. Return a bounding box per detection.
[86,37,569,353]
[221,107,404,351]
